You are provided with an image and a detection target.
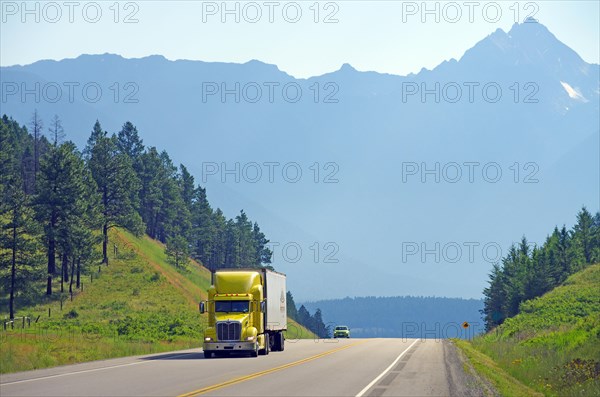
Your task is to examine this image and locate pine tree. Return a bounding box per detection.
[539,230,560,289]
[84,120,105,158]
[571,206,595,265]
[556,226,572,281]
[72,167,102,289]
[29,110,44,193]
[524,247,553,300]
[48,115,65,146]
[178,165,195,213]
[500,244,519,318]
[162,167,192,264]
[0,118,15,200]
[0,177,44,319]
[36,142,99,294]
[139,147,164,239]
[1,116,38,194]
[286,291,299,320]
[253,222,272,266]
[210,209,227,270]
[592,212,600,263]
[224,219,241,267]
[116,121,144,160]
[235,210,255,267]
[313,308,329,338]
[190,186,215,268]
[297,305,311,329]
[87,123,143,264]
[482,263,507,330]
[155,151,188,242]
[21,146,36,195]
[166,235,190,269]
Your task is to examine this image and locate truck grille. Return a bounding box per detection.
[217,321,242,341]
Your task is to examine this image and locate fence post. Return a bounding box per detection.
[22,317,25,329]
[60,299,63,311]
[48,308,51,317]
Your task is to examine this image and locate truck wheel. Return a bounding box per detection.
[280,333,285,351]
[204,351,212,359]
[259,334,270,356]
[265,334,270,355]
[251,347,258,357]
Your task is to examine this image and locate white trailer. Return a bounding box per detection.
[263,269,287,333]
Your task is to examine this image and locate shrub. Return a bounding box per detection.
[149,272,161,282]
[64,309,79,319]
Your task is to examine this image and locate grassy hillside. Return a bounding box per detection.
[459,264,600,397]
[0,228,316,373]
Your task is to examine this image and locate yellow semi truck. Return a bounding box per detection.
[199,268,287,358]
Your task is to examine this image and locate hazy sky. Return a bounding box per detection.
[1,1,598,77]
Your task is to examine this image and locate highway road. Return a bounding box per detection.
[1,339,487,397]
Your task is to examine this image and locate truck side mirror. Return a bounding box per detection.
[260,301,266,312]
[199,301,206,314]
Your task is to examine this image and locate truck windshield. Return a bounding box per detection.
[215,301,250,313]
[335,326,348,330]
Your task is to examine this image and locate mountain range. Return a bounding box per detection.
[1,21,598,301]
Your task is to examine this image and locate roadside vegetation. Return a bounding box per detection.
[470,264,600,397]
[457,208,600,397]
[481,207,599,331]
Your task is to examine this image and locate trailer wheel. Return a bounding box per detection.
[273,332,284,351]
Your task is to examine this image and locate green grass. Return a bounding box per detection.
[453,338,543,397]
[0,228,316,373]
[0,332,197,374]
[463,264,600,397]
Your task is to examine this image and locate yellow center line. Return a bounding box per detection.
[178,340,370,397]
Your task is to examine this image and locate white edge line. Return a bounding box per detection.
[1,352,192,386]
[355,338,419,397]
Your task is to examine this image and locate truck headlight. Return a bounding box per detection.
[204,337,212,342]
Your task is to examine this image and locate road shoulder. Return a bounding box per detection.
[445,339,497,397]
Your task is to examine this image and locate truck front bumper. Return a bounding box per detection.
[203,341,258,353]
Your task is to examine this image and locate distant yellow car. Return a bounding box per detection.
[333,325,350,338]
